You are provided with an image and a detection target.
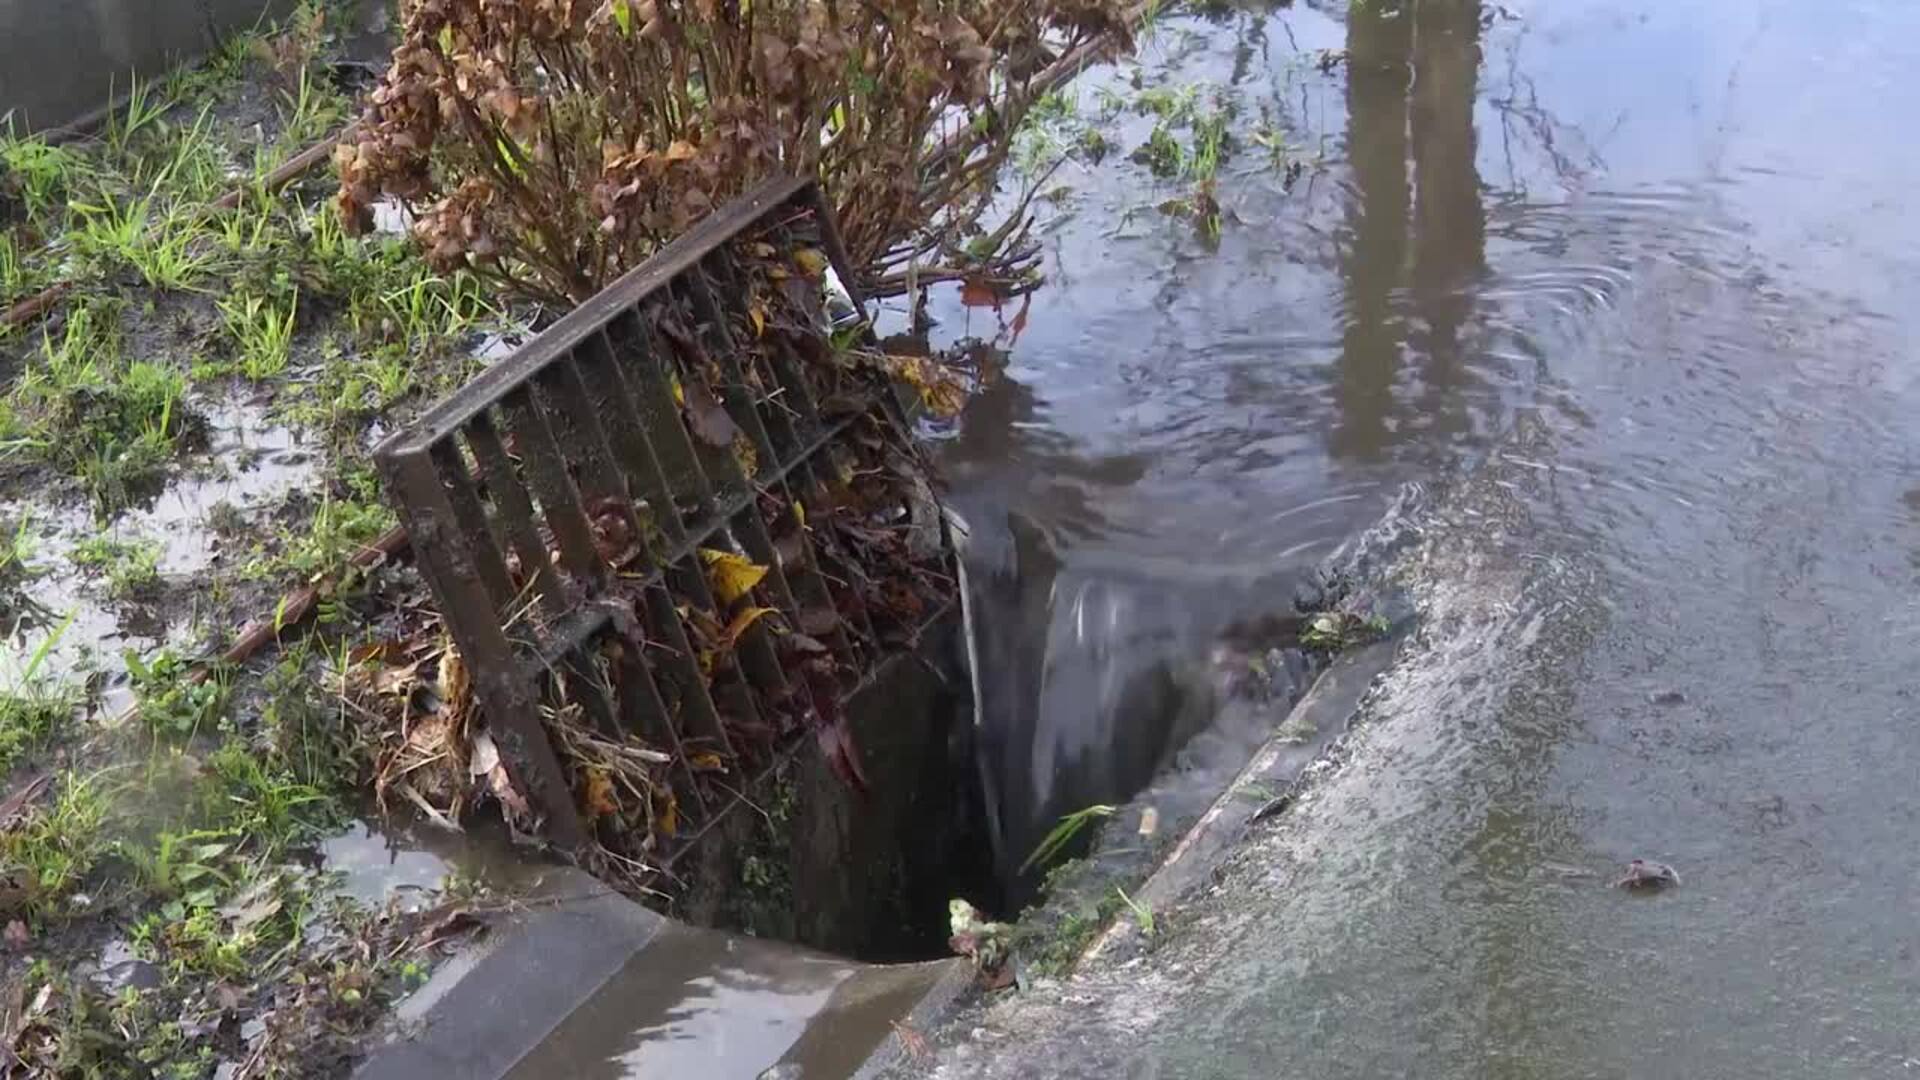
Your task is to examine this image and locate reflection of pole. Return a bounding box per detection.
[1411,0,1484,437]
[1331,0,1413,461]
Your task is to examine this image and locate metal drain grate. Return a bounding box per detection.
[375,175,954,851]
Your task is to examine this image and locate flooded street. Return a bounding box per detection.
[926,0,1920,1073]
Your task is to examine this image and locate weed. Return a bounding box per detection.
[1301,610,1390,651]
[1,771,109,915]
[0,514,35,586]
[0,228,45,303]
[70,194,217,291]
[251,478,395,583]
[1187,108,1230,182]
[1115,885,1156,937]
[7,301,198,508]
[103,72,177,161]
[0,693,70,777]
[71,535,163,600]
[0,128,87,221]
[120,827,234,907]
[199,740,334,853]
[275,66,348,150]
[125,650,228,739]
[1022,803,1117,874]
[1135,123,1186,177]
[220,291,299,379]
[1134,84,1200,123]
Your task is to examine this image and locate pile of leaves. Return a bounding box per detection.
[332,0,1133,306]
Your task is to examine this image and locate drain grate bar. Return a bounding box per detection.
[376,175,950,857]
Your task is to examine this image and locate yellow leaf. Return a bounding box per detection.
[688,751,726,772]
[670,376,685,406]
[792,501,806,527]
[658,792,677,836]
[699,548,767,603]
[582,768,619,819]
[794,248,829,278]
[722,606,779,649]
[749,303,766,338]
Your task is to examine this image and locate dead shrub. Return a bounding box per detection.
[333,0,1130,306]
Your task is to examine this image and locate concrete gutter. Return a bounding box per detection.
[0,0,291,134]
[355,866,969,1079]
[845,638,1401,1076]
[1079,638,1397,963]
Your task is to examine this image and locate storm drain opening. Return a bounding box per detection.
[375,176,999,961]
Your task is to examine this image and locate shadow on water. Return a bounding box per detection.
[942,0,1499,902]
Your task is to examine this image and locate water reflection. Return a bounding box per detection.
[1334,0,1487,460]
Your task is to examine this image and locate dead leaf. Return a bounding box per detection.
[793,248,829,278]
[748,303,766,338]
[797,607,840,636]
[722,605,779,648]
[687,751,726,772]
[781,632,831,657]
[0,773,50,831]
[582,768,619,819]
[683,379,738,447]
[3,921,28,951]
[437,644,471,711]
[373,661,420,697]
[219,878,284,933]
[959,278,1002,308]
[700,548,768,604]
[657,792,678,836]
[488,763,532,823]
[469,729,501,778]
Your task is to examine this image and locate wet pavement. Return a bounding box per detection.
[914,0,1920,1074]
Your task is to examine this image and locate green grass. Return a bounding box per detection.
[0,770,110,915]
[0,128,89,223]
[72,534,164,599]
[4,300,198,510]
[1022,803,1117,874]
[0,693,71,777]
[125,649,229,739]
[1115,885,1156,937]
[220,290,300,379]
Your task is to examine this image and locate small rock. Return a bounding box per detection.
[97,960,163,993]
[1649,690,1687,706]
[3,919,29,951]
[1612,858,1681,890]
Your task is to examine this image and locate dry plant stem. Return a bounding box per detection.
[211,121,362,211]
[109,524,411,729]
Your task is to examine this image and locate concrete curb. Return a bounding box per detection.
[1080,638,1397,963]
[354,867,667,1080]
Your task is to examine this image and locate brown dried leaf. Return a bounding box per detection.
[682,379,739,447]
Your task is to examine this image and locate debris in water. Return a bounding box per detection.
[1137,806,1160,838]
[948,898,1014,984]
[1648,689,1687,706]
[1613,858,1681,890]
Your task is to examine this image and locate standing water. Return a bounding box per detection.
[914,0,1920,1074]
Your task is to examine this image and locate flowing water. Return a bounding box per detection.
[920,0,1920,1072]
